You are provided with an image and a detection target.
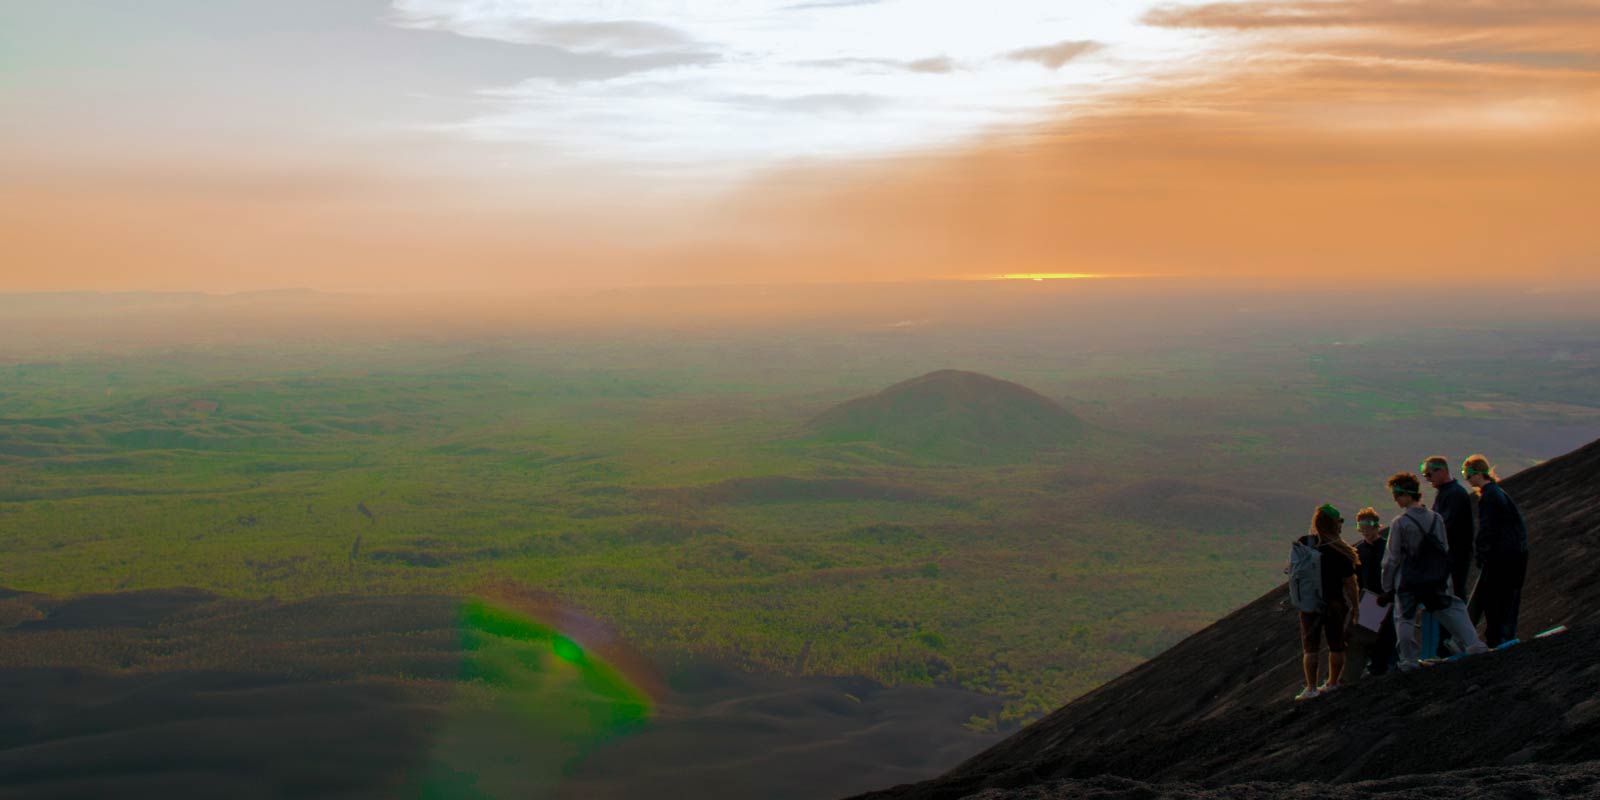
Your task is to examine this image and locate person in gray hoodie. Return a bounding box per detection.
[1379,472,1489,671]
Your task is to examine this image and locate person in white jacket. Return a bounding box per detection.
[1379,472,1489,672]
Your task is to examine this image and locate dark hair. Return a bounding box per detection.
[1312,505,1342,539]
[1387,472,1422,498]
[1310,505,1359,565]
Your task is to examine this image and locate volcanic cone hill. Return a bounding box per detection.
[811,370,1081,462]
[855,436,1600,799]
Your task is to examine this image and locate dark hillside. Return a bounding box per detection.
[0,591,1004,798]
[811,371,1081,462]
[856,437,1600,799]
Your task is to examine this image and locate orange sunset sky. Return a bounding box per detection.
[1,0,1597,293]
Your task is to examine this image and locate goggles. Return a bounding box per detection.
[1419,460,1446,474]
[1357,518,1380,528]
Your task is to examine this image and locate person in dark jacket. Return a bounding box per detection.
[1465,454,1529,647]
[1296,504,1359,700]
[1346,506,1395,678]
[1423,455,1474,600]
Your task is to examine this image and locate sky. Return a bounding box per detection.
[1,0,1597,293]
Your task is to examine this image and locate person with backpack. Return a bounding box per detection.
[1423,454,1475,600]
[1288,504,1359,700]
[1342,506,1396,680]
[1379,473,1489,671]
[1465,454,1529,647]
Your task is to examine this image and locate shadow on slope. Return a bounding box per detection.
[0,588,1003,799]
[855,437,1600,799]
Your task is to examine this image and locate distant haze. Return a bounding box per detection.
[2,1,1598,293]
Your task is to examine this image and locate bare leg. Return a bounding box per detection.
[1302,652,1318,689]
[1326,652,1346,687]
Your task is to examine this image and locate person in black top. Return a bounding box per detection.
[1296,504,1359,700]
[1464,454,1530,647]
[1423,455,1474,600]
[1347,506,1395,678]
[1352,507,1387,593]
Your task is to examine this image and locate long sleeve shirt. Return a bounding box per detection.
[1475,482,1529,564]
[1432,480,1475,561]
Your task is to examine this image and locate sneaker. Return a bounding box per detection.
[1465,642,1490,655]
[1294,687,1320,701]
[1316,682,1340,694]
[1396,660,1421,673]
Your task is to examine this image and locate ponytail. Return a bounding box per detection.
[1462,454,1498,493]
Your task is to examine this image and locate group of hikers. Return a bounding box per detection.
[1288,453,1531,700]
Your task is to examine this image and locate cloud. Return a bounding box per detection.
[905,56,955,74]
[1140,0,1600,74]
[390,6,707,57]
[718,92,892,114]
[681,0,1600,286]
[12,0,1598,294]
[385,1,1168,164]
[782,0,885,9]
[1134,0,1600,110]
[1004,40,1102,69]
[1142,0,1600,30]
[514,19,700,53]
[800,56,956,74]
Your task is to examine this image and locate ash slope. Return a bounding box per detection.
[0,590,1003,799]
[855,437,1600,800]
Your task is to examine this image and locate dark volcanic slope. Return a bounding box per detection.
[856,438,1600,799]
[0,591,462,799]
[812,370,1081,461]
[0,589,1002,799]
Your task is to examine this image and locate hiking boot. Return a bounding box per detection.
[1294,687,1320,701]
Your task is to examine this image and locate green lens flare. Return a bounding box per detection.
[411,598,656,798]
[552,635,584,665]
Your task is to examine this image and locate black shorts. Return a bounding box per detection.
[1300,605,1348,653]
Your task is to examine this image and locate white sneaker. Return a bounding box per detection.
[1466,642,1490,655]
[1294,687,1320,701]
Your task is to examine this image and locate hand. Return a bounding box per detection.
[1376,593,1392,607]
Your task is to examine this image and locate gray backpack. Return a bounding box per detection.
[1287,535,1323,613]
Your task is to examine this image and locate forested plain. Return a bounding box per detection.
[2,287,1597,725]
